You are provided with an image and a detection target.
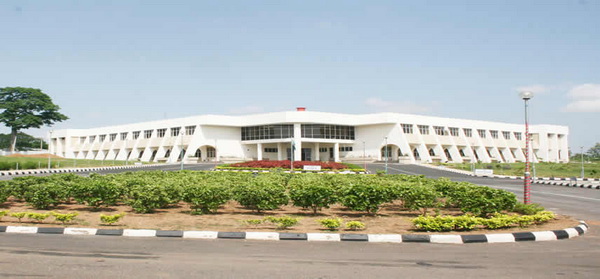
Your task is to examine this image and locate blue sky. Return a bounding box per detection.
[1,1,599,152]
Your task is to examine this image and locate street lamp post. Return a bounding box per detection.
[384,137,388,174]
[47,130,53,169]
[581,146,585,179]
[180,128,185,171]
[519,91,534,204]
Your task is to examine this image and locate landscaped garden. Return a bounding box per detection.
[217,160,365,172]
[440,162,600,179]
[0,154,145,171]
[0,171,575,233]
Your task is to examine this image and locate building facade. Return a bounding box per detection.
[49,109,569,164]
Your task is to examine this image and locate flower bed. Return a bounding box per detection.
[225,160,352,170]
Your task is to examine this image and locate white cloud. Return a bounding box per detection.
[515,85,549,94]
[562,84,600,113]
[365,97,433,114]
[227,105,264,115]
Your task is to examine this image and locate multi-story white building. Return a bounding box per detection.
[49,108,569,164]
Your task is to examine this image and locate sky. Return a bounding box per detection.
[1,0,599,152]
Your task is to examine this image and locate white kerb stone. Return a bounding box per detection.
[532,231,557,241]
[485,233,515,243]
[307,233,341,241]
[578,224,588,232]
[367,234,402,243]
[123,229,157,237]
[430,235,463,244]
[64,228,98,235]
[183,231,218,239]
[245,232,279,241]
[564,228,579,238]
[6,226,38,234]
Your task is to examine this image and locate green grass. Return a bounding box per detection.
[441,162,600,179]
[0,156,148,171]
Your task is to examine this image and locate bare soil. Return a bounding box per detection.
[0,199,579,234]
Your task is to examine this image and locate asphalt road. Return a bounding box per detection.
[1,163,599,278]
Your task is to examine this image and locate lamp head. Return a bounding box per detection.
[519,91,534,100]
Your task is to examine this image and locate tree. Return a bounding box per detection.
[587,143,600,160]
[0,87,68,152]
[0,132,48,150]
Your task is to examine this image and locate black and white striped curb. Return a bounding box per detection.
[0,221,588,244]
[0,164,159,177]
[214,169,369,174]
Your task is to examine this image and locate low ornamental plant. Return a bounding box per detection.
[0,210,9,221]
[318,218,343,231]
[242,219,263,227]
[51,212,79,224]
[100,213,126,225]
[513,202,545,215]
[412,211,556,232]
[263,216,300,229]
[10,212,27,223]
[345,221,366,231]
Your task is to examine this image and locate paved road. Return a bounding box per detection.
[1,163,599,278]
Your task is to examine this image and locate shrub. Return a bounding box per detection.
[338,183,393,214]
[318,218,343,231]
[51,212,79,224]
[26,212,50,223]
[479,214,516,229]
[233,176,289,212]
[23,182,68,209]
[100,213,126,225]
[71,176,124,209]
[0,181,10,204]
[397,185,440,215]
[513,203,545,215]
[345,221,366,231]
[182,183,232,214]
[0,210,8,221]
[10,212,27,223]
[264,216,300,229]
[288,174,336,214]
[412,215,456,232]
[242,219,263,227]
[454,186,517,217]
[125,183,174,213]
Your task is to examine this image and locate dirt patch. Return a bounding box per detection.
[5,153,64,159]
[0,199,580,234]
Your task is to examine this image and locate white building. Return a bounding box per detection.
[49,108,569,164]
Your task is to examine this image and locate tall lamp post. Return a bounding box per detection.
[180,128,185,171]
[47,130,53,169]
[519,91,534,204]
[580,146,585,179]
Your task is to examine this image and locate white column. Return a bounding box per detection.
[333,142,340,162]
[314,142,320,161]
[293,124,302,161]
[277,143,283,160]
[257,143,263,160]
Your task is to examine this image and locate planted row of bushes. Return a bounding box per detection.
[0,171,517,217]
[411,211,555,232]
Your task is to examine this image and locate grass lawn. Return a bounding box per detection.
[0,155,146,171]
[440,162,600,179]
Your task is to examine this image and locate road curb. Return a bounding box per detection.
[0,221,588,244]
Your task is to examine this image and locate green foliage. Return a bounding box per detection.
[242,219,263,226]
[233,175,289,212]
[288,174,336,214]
[449,185,517,217]
[412,211,555,232]
[124,180,175,213]
[338,182,393,214]
[0,87,68,151]
[345,221,365,231]
[182,183,232,214]
[0,210,8,220]
[318,218,343,231]
[479,214,517,229]
[23,181,68,209]
[70,176,123,209]
[513,202,545,215]
[26,212,50,223]
[264,216,300,229]
[100,213,126,225]
[0,181,10,204]
[396,184,440,215]
[0,132,47,150]
[50,212,79,224]
[10,212,27,222]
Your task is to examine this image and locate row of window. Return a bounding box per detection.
[241,124,356,141]
[79,126,197,144]
[263,146,354,153]
[401,124,523,140]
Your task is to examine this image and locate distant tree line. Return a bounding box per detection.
[571,143,600,162]
[0,132,48,151]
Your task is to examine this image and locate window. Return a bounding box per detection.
[164,149,171,158]
[194,149,201,157]
[242,124,294,141]
[89,136,96,143]
[477,129,487,138]
[264,148,278,153]
[449,127,459,137]
[514,132,522,140]
[157,129,166,138]
[319,147,328,152]
[144,130,153,139]
[459,149,466,157]
[463,128,472,137]
[120,132,128,140]
[401,124,413,134]
[434,126,446,136]
[207,147,216,157]
[339,146,353,152]
[490,130,498,139]
[133,131,140,139]
[429,148,436,156]
[80,137,86,144]
[185,126,196,135]
[502,131,511,140]
[301,124,355,140]
[418,125,429,135]
[109,133,117,141]
[171,127,181,137]
[99,135,106,142]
